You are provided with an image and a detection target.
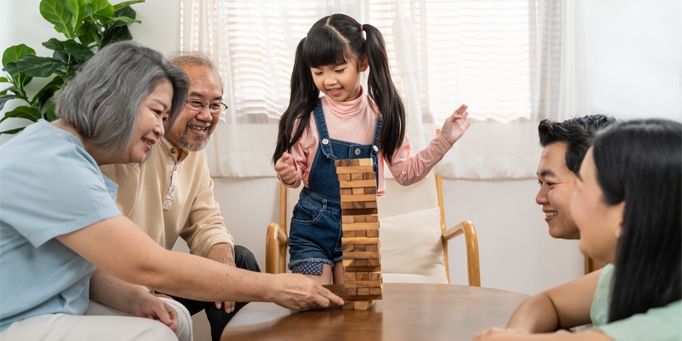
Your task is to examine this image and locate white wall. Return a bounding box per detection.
[2,0,679,296]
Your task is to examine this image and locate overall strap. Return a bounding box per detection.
[311,99,335,158]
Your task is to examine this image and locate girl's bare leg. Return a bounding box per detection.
[333,261,345,284]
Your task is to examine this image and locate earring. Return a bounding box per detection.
[615,229,621,238]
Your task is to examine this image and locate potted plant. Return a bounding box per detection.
[0,0,144,135]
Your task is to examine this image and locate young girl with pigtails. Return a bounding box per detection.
[273,13,470,285]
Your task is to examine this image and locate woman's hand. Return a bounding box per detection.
[133,294,179,332]
[440,104,471,145]
[268,274,344,310]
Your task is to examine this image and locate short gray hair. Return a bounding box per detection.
[56,41,189,158]
[168,52,223,87]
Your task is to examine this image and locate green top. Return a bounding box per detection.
[590,264,682,341]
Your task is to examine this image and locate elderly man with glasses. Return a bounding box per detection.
[101,53,260,341]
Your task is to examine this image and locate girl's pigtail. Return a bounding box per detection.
[363,24,405,164]
[273,38,320,163]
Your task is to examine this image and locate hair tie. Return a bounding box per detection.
[360,24,364,32]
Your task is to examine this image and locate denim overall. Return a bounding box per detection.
[287,99,381,275]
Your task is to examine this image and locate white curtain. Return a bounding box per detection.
[179,0,581,179]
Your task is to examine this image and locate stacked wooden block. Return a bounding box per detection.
[335,158,382,310]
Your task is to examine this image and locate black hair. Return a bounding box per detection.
[273,14,405,164]
[538,115,617,174]
[591,119,681,323]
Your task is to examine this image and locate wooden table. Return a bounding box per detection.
[221,283,528,341]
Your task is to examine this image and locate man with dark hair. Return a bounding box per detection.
[536,115,616,239]
[101,53,260,341]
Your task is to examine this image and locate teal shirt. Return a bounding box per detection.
[591,264,682,341]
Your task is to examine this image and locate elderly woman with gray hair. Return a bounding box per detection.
[0,41,343,341]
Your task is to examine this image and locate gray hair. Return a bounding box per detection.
[56,41,189,158]
[168,52,223,87]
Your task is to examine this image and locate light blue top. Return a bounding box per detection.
[0,120,121,332]
[591,263,682,340]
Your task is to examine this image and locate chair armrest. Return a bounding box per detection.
[265,223,288,274]
[443,220,481,287]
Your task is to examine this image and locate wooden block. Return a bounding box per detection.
[370,287,383,295]
[343,272,357,281]
[341,201,378,210]
[366,244,378,252]
[368,272,382,281]
[357,288,370,295]
[334,159,358,167]
[366,258,381,266]
[341,237,379,245]
[340,188,353,195]
[343,301,356,310]
[357,159,373,166]
[342,215,355,224]
[344,230,356,237]
[366,229,380,237]
[345,280,382,288]
[346,287,357,296]
[350,172,367,180]
[335,165,374,174]
[351,187,365,195]
[339,179,376,188]
[364,187,377,194]
[340,194,377,203]
[341,222,379,231]
[343,251,380,259]
[341,208,378,216]
[363,172,376,180]
[353,300,375,310]
[347,294,382,300]
[342,244,368,252]
[345,265,381,272]
[338,174,351,181]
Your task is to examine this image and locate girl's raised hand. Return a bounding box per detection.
[275,152,298,185]
[441,104,471,145]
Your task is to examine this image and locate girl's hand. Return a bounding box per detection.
[133,294,178,332]
[275,152,298,185]
[441,104,471,145]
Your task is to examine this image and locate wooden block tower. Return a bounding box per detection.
[335,158,382,310]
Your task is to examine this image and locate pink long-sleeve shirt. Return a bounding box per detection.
[284,92,453,195]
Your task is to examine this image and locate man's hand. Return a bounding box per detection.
[440,104,471,145]
[132,294,179,332]
[275,152,298,185]
[207,243,237,313]
[267,274,344,310]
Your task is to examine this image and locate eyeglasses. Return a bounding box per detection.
[186,99,228,114]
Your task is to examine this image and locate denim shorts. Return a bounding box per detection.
[288,189,343,274]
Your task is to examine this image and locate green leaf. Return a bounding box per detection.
[88,0,115,21]
[53,50,69,64]
[113,0,144,11]
[43,38,66,52]
[45,103,58,121]
[0,106,41,124]
[67,0,81,34]
[63,40,95,61]
[73,0,88,31]
[32,77,65,109]
[102,25,132,47]
[114,5,137,20]
[40,0,76,38]
[2,44,36,68]
[76,22,98,47]
[0,127,25,135]
[0,77,8,83]
[15,56,63,78]
[0,94,18,111]
[109,16,140,25]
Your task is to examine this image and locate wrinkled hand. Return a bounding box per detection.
[133,294,178,332]
[269,274,344,310]
[440,104,471,145]
[275,152,297,185]
[473,327,527,340]
[208,244,237,314]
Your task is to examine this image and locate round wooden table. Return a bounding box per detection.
[221,283,528,341]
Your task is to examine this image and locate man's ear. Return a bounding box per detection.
[360,55,369,72]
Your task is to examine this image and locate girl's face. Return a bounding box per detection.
[571,148,624,264]
[125,79,173,163]
[310,56,368,102]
